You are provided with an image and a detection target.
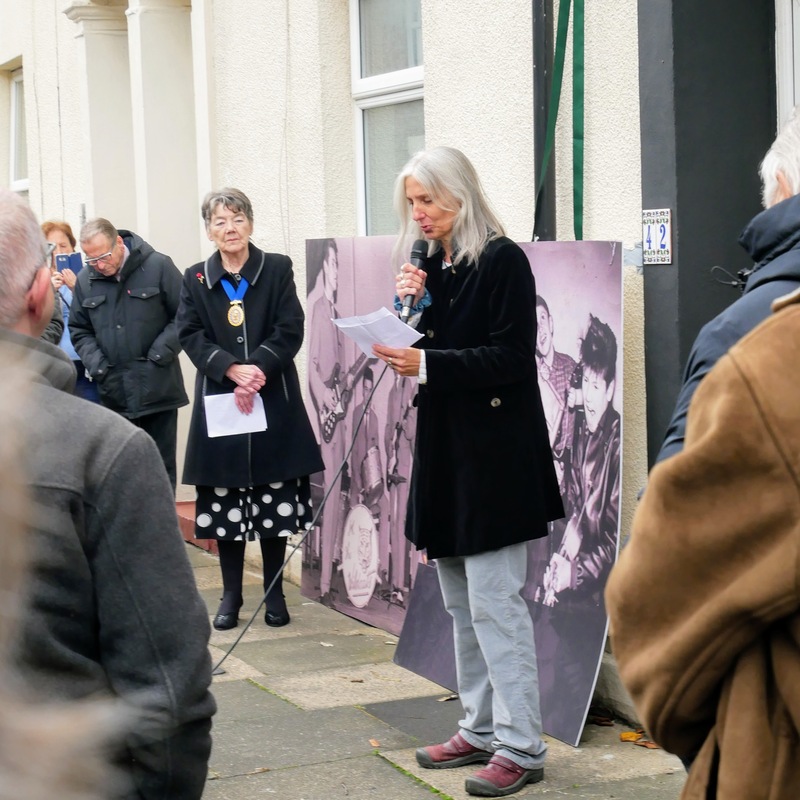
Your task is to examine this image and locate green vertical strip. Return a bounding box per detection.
[572,0,584,240]
[534,0,572,235]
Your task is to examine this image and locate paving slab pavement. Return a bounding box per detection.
[186,544,685,799]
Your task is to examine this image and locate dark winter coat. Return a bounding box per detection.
[0,328,214,800]
[177,244,323,488]
[405,236,564,559]
[657,193,800,462]
[69,230,188,419]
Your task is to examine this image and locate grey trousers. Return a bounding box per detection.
[436,542,547,769]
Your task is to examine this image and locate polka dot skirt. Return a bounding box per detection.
[194,477,313,542]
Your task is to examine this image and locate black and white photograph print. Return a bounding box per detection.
[302,236,421,636]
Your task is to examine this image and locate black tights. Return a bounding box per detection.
[216,537,288,615]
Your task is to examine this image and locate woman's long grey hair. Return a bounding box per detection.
[392,146,505,268]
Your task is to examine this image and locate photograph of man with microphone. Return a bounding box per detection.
[371,146,564,798]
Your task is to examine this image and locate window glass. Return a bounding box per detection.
[359,0,422,78]
[364,99,424,235]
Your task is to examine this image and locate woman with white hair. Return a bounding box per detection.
[373,147,564,798]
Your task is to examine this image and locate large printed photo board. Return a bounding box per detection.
[302,237,623,746]
[302,237,418,637]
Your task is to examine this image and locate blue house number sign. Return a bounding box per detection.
[642,208,672,265]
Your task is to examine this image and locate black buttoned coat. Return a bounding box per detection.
[70,230,188,419]
[406,236,564,559]
[177,245,323,488]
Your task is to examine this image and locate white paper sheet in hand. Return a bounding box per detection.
[203,393,268,438]
[332,307,423,356]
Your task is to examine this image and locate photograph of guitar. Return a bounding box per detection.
[318,352,369,444]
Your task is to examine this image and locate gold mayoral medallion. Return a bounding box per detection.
[227,300,245,326]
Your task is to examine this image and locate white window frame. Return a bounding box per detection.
[10,69,29,194]
[775,0,800,128]
[350,0,424,235]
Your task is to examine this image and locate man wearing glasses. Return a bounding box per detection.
[70,218,187,490]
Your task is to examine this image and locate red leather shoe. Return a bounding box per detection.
[416,732,493,769]
[465,754,544,796]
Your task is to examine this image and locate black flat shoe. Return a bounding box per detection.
[213,612,239,631]
[265,609,290,627]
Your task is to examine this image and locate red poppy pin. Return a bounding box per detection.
[196,272,205,284]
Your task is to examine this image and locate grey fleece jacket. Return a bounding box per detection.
[0,330,215,800]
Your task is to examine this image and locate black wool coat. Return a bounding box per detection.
[406,236,564,559]
[177,245,323,488]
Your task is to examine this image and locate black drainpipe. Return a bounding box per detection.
[533,0,556,241]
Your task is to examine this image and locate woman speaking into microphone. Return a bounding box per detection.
[373,147,563,798]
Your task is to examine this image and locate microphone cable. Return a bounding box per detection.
[212,359,391,673]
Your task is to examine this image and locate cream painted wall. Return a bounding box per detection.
[284,0,355,380]
[0,0,26,65]
[206,1,354,258]
[552,0,645,538]
[37,2,87,225]
[209,1,287,251]
[207,0,355,382]
[421,0,537,241]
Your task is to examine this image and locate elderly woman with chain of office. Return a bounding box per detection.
[177,188,323,631]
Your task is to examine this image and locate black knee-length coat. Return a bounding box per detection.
[405,236,564,559]
[177,245,323,488]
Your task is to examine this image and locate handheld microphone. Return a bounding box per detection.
[400,239,428,323]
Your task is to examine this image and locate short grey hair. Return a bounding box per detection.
[760,106,800,208]
[0,189,49,329]
[392,146,505,268]
[201,188,254,228]
[80,218,118,247]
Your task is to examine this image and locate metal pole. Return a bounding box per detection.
[533,0,556,240]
